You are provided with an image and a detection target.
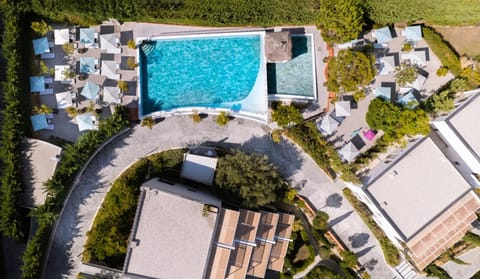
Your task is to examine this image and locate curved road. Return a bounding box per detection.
[45,116,395,279]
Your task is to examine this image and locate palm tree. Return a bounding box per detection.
[65,106,78,118]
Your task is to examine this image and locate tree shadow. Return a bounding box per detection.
[356,245,374,258]
[325,193,343,208]
[362,258,378,271]
[328,211,353,228]
[348,232,370,248]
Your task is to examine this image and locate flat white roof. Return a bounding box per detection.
[449,93,480,159]
[367,137,471,239]
[124,181,219,279]
[181,153,218,185]
[22,139,62,207]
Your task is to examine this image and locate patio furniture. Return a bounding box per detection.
[30,76,45,92]
[30,114,48,131]
[40,88,54,95]
[76,113,95,131]
[41,52,55,59]
[55,91,73,109]
[32,37,50,55]
[80,81,100,100]
[363,130,376,141]
[339,142,360,162]
[316,115,339,136]
[103,86,121,104]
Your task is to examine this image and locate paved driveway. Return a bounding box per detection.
[45,116,395,279]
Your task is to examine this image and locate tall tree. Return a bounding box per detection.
[327,49,376,92]
[317,0,365,43]
[215,150,286,208]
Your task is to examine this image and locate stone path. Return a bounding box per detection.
[44,116,396,279]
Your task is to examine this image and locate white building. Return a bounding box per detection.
[348,89,480,270]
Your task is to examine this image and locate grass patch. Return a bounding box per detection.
[343,188,401,266]
[423,26,462,77]
[83,149,186,268]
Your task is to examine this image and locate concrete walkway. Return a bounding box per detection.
[44,116,395,279]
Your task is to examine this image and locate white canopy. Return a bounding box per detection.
[101,60,119,80]
[316,116,339,135]
[55,91,73,109]
[103,86,121,104]
[335,101,351,117]
[339,142,360,162]
[401,74,427,92]
[379,56,396,75]
[401,51,427,67]
[54,29,69,45]
[100,33,117,50]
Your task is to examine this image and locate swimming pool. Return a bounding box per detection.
[267,34,316,99]
[138,32,268,121]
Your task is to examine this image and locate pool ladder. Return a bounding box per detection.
[140,40,156,55]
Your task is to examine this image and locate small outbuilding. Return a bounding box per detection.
[265,31,292,63]
[181,150,218,186]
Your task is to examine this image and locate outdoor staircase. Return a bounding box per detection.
[395,261,417,279]
[140,40,155,55]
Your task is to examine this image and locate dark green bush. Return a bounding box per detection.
[312,211,329,231]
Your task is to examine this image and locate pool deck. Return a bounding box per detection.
[127,23,329,119]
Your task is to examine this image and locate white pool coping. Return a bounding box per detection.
[137,31,268,123]
[268,33,317,100]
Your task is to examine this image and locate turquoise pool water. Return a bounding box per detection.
[267,35,315,97]
[139,34,262,115]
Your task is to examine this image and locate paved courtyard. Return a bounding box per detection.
[44,116,397,279]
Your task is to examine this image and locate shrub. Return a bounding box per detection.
[117,80,128,92]
[271,104,303,128]
[340,250,358,268]
[353,90,366,103]
[215,111,230,126]
[271,129,282,143]
[141,116,155,129]
[424,264,452,279]
[402,42,413,52]
[31,20,51,35]
[436,66,449,77]
[423,26,461,76]
[127,39,136,49]
[395,62,417,87]
[312,211,329,231]
[343,188,401,266]
[463,232,480,247]
[191,111,201,123]
[65,107,78,118]
[33,104,53,114]
[62,43,74,55]
[126,57,138,69]
[319,246,331,258]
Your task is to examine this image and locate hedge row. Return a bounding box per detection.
[423,26,462,77]
[20,107,130,279]
[0,1,30,240]
[284,122,359,183]
[342,188,401,266]
[82,149,185,268]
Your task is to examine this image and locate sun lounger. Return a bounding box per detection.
[44,77,53,84]
[48,41,54,48]
[41,52,55,59]
[40,88,54,95]
[106,48,122,54]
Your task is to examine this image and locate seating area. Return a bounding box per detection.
[29,22,138,141]
[323,25,454,163]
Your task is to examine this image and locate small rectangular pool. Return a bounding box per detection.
[267,34,316,99]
